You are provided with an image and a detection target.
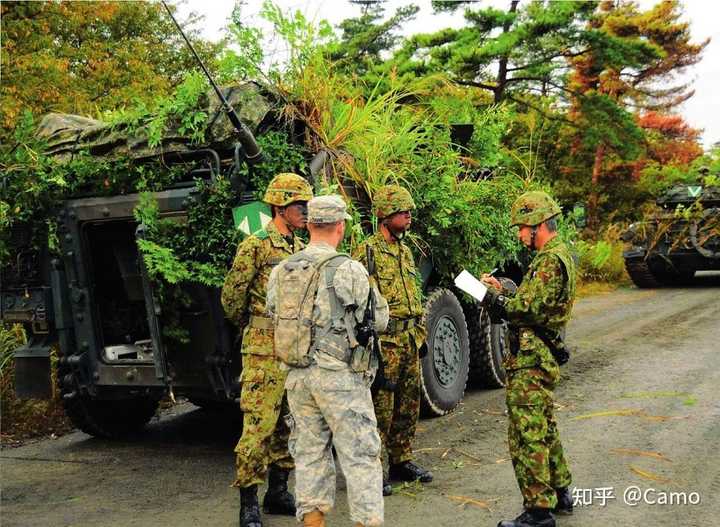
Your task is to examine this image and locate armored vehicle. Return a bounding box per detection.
[1,82,526,439]
[622,179,720,288]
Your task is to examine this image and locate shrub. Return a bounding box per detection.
[0,325,72,444]
[574,224,628,284]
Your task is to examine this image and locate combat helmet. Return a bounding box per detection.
[263,173,313,206]
[373,184,416,219]
[510,191,561,227]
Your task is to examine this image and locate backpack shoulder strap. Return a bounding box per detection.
[320,254,359,348]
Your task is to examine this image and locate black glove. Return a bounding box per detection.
[483,288,509,323]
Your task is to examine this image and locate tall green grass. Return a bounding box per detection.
[1,325,71,444]
[574,225,629,284]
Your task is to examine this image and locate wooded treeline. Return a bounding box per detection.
[1,0,718,231]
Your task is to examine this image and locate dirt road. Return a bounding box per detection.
[2,279,719,527]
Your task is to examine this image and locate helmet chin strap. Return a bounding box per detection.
[529,225,538,250]
[382,218,406,241]
[277,207,295,232]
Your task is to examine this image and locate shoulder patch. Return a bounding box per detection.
[533,252,565,282]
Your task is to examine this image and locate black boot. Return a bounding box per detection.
[553,487,573,515]
[497,509,555,527]
[263,466,296,516]
[388,461,433,483]
[382,478,393,496]
[239,485,263,527]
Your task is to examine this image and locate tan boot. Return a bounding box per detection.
[353,523,365,527]
[303,510,325,527]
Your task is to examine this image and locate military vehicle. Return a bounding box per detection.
[1,13,523,438]
[1,95,521,437]
[622,178,720,288]
[2,127,519,436]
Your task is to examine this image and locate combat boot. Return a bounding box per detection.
[302,510,325,527]
[388,461,433,483]
[382,478,393,496]
[497,508,555,527]
[239,485,263,527]
[553,487,573,515]
[263,466,296,516]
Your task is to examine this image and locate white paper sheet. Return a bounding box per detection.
[454,269,488,302]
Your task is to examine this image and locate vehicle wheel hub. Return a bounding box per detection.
[432,315,461,386]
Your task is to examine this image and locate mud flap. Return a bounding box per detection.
[14,342,52,399]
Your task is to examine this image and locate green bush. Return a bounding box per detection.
[0,324,25,380]
[574,225,628,283]
[1,325,72,444]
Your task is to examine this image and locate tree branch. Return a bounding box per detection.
[455,79,498,92]
[506,48,592,73]
[504,75,549,84]
[504,94,579,128]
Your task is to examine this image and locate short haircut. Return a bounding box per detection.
[308,221,340,232]
[545,217,558,232]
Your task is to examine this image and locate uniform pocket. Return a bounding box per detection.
[284,370,300,391]
[239,368,266,413]
[345,407,381,458]
[317,367,361,392]
[506,370,552,408]
[376,269,395,287]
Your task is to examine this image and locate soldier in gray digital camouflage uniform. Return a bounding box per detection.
[266,195,389,527]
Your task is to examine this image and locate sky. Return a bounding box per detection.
[177,0,720,149]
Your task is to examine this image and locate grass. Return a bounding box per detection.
[1,325,71,446]
[575,224,632,296]
[576,281,621,297]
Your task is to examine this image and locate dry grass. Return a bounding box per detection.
[576,281,622,297]
[1,325,72,446]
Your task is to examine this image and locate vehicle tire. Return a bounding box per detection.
[624,258,661,288]
[58,366,160,439]
[419,288,470,417]
[465,301,507,388]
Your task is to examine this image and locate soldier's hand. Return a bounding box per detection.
[481,274,502,291]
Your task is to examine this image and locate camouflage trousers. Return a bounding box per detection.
[285,364,383,526]
[506,367,572,509]
[233,353,294,488]
[373,334,420,465]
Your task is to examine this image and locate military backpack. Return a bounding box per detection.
[273,252,350,367]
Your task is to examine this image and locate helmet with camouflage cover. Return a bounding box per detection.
[373,184,416,219]
[263,173,313,206]
[510,191,561,227]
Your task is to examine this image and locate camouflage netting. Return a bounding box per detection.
[36,83,274,162]
[624,183,720,258]
[656,184,720,208]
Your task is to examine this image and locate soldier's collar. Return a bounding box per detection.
[266,221,294,249]
[373,231,403,253]
[538,235,562,253]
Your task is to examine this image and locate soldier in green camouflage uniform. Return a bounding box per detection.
[482,191,576,527]
[353,185,433,496]
[221,173,313,527]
